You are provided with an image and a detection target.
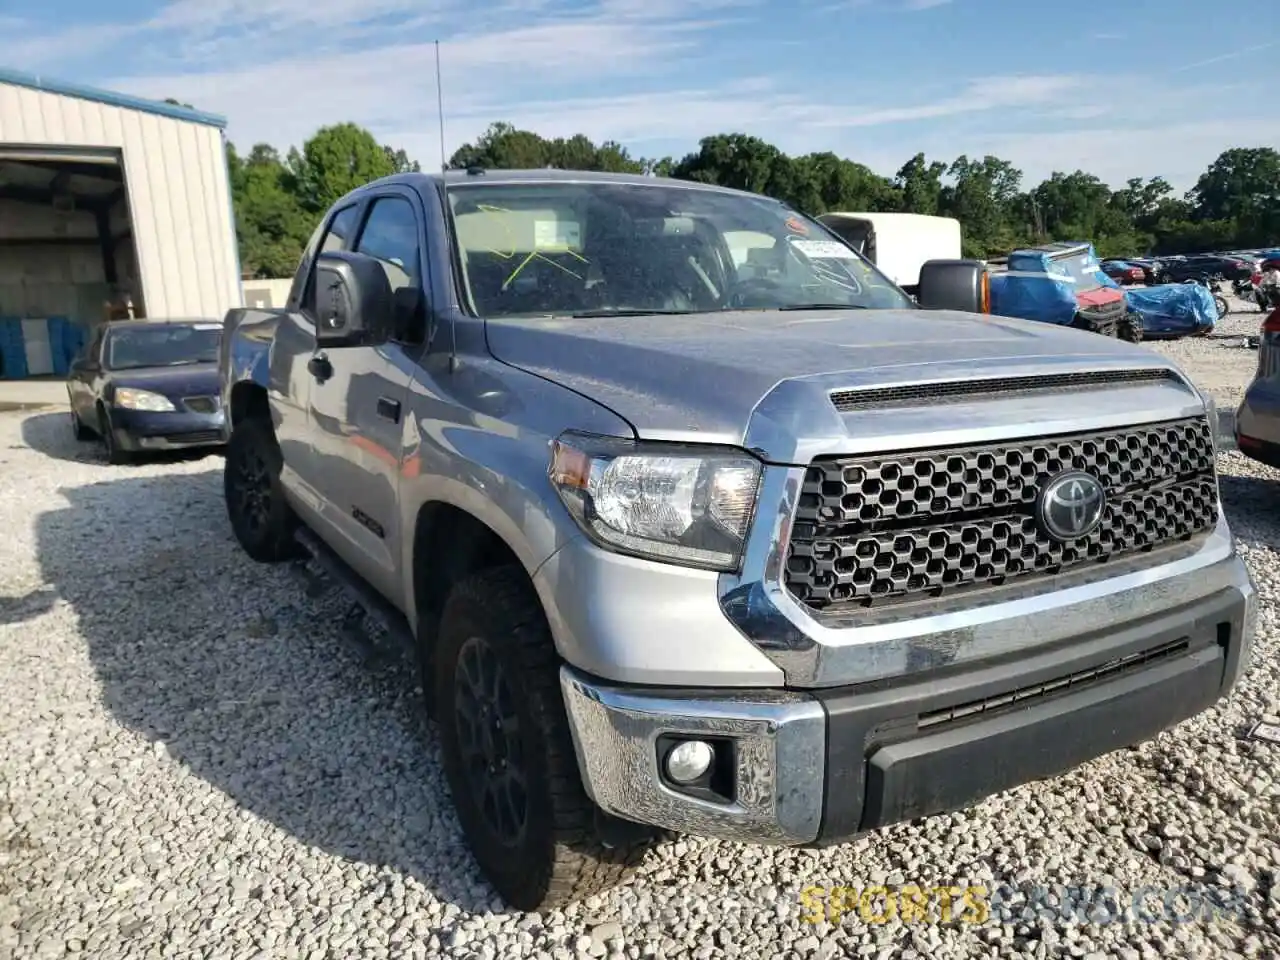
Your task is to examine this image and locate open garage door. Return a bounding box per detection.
[0,148,142,379]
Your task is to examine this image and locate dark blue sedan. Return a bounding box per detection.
[66,319,226,464]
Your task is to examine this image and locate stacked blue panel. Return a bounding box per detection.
[48,318,67,376]
[0,318,28,380]
[64,322,86,370]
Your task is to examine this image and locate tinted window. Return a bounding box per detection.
[301,204,362,313]
[322,205,361,253]
[446,181,913,319]
[105,324,222,370]
[354,197,421,291]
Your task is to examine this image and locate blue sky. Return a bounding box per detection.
[6,0,1278,192]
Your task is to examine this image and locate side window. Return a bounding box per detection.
[298,204,362,313]
[322,205,361,253]
[353,196,425,344]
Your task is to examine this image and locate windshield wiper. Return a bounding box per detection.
[774,303,870,311]
[565,308,699,318]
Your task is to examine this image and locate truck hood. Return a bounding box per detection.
[485,308,1201,464]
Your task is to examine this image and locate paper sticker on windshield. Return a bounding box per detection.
[788,238,858,260]
[785,216,809,235]
[193,323,222,329]
[534,219,582,251]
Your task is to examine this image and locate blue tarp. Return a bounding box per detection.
[989,243,1116,326]
[1123,283,1216,337]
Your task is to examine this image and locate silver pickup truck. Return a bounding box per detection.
[218,169,1257,911]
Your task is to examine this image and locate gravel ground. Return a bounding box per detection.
[2,332,1279,960]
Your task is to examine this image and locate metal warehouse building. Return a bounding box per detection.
[0,68,241,380]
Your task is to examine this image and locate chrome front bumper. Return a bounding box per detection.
[559,668,827,844]
[562,553,1257,845]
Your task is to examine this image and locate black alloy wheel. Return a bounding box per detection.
[223,417,300,562]
[453,634,528,848]
[227,439,272,543]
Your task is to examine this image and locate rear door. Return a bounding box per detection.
[303,188,425,608]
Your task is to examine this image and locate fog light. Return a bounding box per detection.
[665,740,714,783]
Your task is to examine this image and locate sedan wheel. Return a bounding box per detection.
[98,408,130,465]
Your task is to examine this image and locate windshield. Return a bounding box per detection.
[1046,251,1107,292]
[445,180,914,318]
[106,324,222,370]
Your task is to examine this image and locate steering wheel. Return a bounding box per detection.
[727,277,786,309]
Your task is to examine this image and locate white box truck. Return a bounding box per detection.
[817,212,962,294]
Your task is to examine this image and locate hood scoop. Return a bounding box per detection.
[828,368,1187,413]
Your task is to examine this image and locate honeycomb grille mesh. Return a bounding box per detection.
[785,417,1218,611]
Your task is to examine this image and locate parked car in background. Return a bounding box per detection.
[1126,257,1163,285]
[66,319,226,464]
[1159,254,1254,284]
[1236,306,1280,466]
[1101,260,1145,285]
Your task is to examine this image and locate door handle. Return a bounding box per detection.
[376,397,401,423]
[308,353,333,382]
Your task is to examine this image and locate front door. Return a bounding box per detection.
[272,202,364,506]
[304,189,427,609]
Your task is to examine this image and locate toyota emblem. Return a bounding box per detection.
[1037,470,1106,541]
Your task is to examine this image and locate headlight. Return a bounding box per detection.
[549,432,762,571]
[113,387,175,412]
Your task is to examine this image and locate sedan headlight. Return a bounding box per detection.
[113,387,175,412]
[549,431,762,571]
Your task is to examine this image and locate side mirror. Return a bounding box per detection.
[916,259,990,314]
[313,251,395,348]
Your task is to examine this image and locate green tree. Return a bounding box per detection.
[226,142,312,278]
[1191,147,1280,246]
[227,118,1280,278]
[895,153,948,216]
[290,123,410,213]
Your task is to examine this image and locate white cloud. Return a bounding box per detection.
[7,0,1272,193]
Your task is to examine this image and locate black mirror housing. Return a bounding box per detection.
[917,259,990,315]
[313,251,396,348]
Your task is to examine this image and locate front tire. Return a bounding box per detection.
[223,416,301,562]
[435,566,652,911]
[97,405,130,465]
[70,408,93,441]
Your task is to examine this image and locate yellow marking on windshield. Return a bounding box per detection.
[465,203,590,288]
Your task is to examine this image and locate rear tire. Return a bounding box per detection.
[435,566,653,911]
[1215,295,1229,319]
[223,416,301,562]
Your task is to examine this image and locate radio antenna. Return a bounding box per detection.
[434,40,447,173]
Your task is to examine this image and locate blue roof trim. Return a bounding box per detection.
[0,67,228,128]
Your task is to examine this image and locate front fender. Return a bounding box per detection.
[395,356,634,634]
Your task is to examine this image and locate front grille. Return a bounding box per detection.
[918,638,1192,731]
[785,416,1218,612]
[183,396,219,414]
[167,430,223,444]
[1077,297,1127,320]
